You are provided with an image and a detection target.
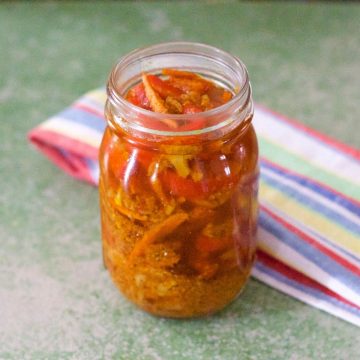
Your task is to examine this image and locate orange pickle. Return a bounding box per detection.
[100,43,258,318]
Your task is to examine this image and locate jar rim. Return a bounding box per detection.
[107,41,253,136]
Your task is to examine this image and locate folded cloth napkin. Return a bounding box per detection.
[28,89,360,326]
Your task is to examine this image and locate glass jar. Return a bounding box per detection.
[99,42,258,318]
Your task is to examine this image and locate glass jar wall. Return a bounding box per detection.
[99,42,259,318]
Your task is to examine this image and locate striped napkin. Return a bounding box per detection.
[28,89,360,326]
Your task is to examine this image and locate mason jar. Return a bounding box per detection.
[99,42,258,318]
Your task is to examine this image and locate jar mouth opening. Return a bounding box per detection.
[107,42,252,136]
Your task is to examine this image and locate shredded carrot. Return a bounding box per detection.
[142,73,179,129]
[165,96,183,114]
[148,161,176,211]
[151,177,176,214]
[168,77,210,93]
[142,74,168,113]
[128,212,188,263]
[113,201,148,221]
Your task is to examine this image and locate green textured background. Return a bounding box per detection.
[1,1,359,359]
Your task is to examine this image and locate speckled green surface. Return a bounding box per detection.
[1,1,359,359]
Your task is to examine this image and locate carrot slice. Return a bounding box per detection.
[168,77,210,93]
[128,213,188,263]
[142,74,168,113]
[142,74,179,129]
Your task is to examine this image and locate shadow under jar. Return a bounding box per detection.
[99,42,259,318]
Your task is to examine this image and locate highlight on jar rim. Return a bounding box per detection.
[99,42,259,318]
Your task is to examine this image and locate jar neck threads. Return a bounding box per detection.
[106,42,253,140]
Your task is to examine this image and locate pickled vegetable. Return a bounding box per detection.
[100,69,258,317]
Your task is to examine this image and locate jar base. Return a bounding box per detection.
[105,251,253,319]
